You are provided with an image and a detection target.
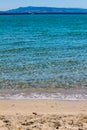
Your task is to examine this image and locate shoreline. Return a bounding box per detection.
[0,87,87,100]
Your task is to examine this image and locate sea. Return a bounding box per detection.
[0,14,87,100]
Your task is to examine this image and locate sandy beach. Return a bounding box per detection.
[0,99,87,130]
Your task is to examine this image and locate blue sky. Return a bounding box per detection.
[0,0,87,11]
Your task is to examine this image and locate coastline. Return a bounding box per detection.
[0,99,87,129]
[0,87,87,100]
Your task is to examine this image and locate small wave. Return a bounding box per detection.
[0,92,87,101]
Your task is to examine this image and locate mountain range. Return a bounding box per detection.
[0,6,87,14]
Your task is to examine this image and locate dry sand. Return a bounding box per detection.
[0,99,87,130]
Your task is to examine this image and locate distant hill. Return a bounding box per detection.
[1,6,87,14]
[0,11,4,14]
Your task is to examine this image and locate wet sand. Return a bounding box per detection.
[0,99,87,130]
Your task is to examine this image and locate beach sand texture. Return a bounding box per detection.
[0,100,87,130]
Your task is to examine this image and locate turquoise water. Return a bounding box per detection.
[0,14,87,99]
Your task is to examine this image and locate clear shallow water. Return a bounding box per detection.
[0,14,87,100]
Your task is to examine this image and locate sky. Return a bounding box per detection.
[0,0,87,11]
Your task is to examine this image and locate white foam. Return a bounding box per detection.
[0,92,87,101]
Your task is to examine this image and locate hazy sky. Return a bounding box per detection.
[0,0,87,11]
